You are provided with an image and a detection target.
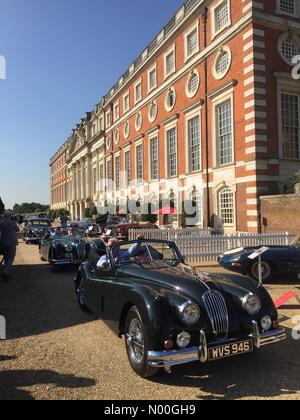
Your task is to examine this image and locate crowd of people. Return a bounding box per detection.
[0,211,20,281]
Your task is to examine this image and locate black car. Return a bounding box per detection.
[23,218,52,244]
[75,239,286,378]
[39,227,90,272]
[218,238,300,282]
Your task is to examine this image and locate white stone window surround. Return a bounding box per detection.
[164,44,176,80]
[147,63,158,93]
[135,139,144,184]
[148,129,160,182]
[185,69,200,98]
[164,118,178,179]
[217,184,236,227]
[124,120,130,139]
[277,74,300,160]
[211,87,235,168]
[278,32,300,66]
[185,106,202,174]
[165,87,177,112]
[134,78,143,104]
[184,21,200,63]
[212,45,232,80]
[113,101,120,121]
[135,112,143,132]
[211,0,231,40]
[123,91,130,114]
[124,146,131,188]
[148,100,158,123]
[276,0,299,17]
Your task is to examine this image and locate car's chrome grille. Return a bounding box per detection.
[202,290,229,339]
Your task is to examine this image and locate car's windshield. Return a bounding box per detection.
[291,236,300,248]
[29,220,51,227]
[112,241,182,267]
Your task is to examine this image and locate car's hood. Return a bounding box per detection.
[119,261,262,302]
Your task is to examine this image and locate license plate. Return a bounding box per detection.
[208,340,253,361]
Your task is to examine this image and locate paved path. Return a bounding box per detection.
[0,242,299,400]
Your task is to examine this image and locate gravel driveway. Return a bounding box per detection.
[0,241,300,400]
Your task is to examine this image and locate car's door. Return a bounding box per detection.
[85,249,116,317]
[40,235,52,261]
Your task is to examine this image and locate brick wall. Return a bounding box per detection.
[260,194,300,234]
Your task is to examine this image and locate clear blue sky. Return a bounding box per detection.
[0,0,184,209]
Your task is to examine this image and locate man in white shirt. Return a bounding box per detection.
[97,235,144,269]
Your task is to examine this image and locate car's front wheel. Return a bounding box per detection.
[249,261,273,283]
[76,274,91,313]
[125,306,160,379]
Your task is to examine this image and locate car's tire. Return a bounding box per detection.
[76,274,91,313]
[249,260,273,283]
[124,306,160,379]
[49,250,57,273]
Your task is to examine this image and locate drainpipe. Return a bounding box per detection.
[202,7,211,228]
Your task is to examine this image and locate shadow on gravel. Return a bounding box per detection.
[151,330,300,400]
[0,264,94,340]
[0,369,96,400]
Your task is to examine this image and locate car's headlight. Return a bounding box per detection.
[65,244,73,253]
[179,301,200,326]
[242,293,261,315]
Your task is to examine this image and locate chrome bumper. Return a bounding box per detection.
[147,323,286,368]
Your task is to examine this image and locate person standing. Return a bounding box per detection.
[0,211,19,281]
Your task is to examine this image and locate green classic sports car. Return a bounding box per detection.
[75,239,286,379]
[39,227,90,272]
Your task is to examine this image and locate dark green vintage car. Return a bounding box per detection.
[23,218,52,244]
[40,227,90,272]
[75,239,286,379]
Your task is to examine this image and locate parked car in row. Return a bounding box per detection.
[218,237,300,282]
[39,227,90,272]
[75,239,286,378]
[23,218,52,244]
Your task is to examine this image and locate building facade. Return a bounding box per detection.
[50,0,300,232]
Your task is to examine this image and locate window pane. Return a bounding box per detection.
[280,0,295,14]
[215,1,229,32]
[166,52,175,75]
[125,151,131,187]
[216,100,233,165]
[115,156,120,190]
[187,29,198,57]
[167,128,177,177]
[150,137,159,180]
[188,116,201,172]
[282,93,299,159]
[219,188,234,225]
[136,145,143,182]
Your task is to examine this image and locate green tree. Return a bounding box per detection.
[0,197,5,214]
[283,173,300,194]
[84,208,91,218]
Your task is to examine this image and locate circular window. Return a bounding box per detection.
[124,120,130,139]
[278,33,300,65]
[106,134,112,151]
[213,46,232,80]
[186,70,200,98]
[165,87,177,112]
[135,112,143,132]
[114,129,120,145]
[148,101,158,123]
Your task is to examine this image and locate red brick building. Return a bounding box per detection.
[50,0,300,232]
[50,142,68,211]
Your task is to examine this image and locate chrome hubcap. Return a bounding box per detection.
[127,318,145,365]
[78,279,84,305]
